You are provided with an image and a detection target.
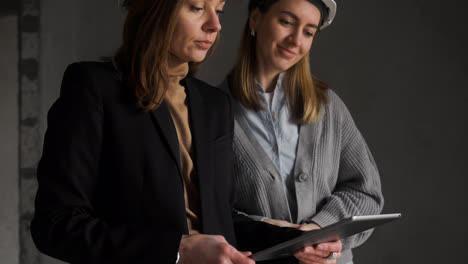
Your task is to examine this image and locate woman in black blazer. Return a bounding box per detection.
[30,1,280,263]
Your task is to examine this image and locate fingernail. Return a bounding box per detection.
[317,245,324,250]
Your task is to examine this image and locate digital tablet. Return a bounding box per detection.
[252,213,402,261]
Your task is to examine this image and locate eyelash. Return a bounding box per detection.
[305,31,314,37]
[190,5,224,16]
[190,6,203,12]
[280,19,314,38]
[280,19,292,26]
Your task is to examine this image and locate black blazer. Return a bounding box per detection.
[31,62,238,263]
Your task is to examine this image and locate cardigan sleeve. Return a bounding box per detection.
[308,91,384,250]
[31,63,182,264]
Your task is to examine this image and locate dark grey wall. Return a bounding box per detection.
[0,0,18,16]
[305,0,468,263]
[206,2,468,262]
[1,0,467,263]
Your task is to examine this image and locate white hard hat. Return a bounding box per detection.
[248,0,338,30]
[320,0,337,29]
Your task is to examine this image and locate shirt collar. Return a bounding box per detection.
[255,72,286,94]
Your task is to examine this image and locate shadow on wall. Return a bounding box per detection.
[0,0,19,17]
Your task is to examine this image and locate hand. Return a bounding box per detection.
[262,218,342,263]
[298,223,321,231]
[294,240,342,264]
[178,234,254,264]
[262,218,300,228]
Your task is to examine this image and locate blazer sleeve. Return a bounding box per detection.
[307,92,384,250]
[233,211,303,256]
[31,63,182,264]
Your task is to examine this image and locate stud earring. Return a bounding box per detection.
[251,29,256,37]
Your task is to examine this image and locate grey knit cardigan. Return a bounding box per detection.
[220,81,384,263]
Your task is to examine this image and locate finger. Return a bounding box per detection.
[298,260,323,264]
[213,235,228,243]
[298,225,313,231]
[296,251,342,264]
[295,249,341,264]
[323,252,342,264]
[324,252,340,264]
[298,223,320,231]
[230,248,255,264]
[298,255,328,264]
[294,251,328,264]
[240,251,252,257]
[328,252,341,260]
[315,241,339,250]
[315,240,342,253]
[335,252,342,259]
[297,246,329,258]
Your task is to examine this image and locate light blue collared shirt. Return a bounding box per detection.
[238,73,299,219]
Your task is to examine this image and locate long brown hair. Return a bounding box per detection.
[113,0,219,111]
[231,0,329,124]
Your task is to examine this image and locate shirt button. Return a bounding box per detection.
[297,173,308,182]
[272,146,278,153]
[272,113,277,119]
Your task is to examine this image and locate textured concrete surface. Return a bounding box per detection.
[0,15,20,264]
[19,0,41,263]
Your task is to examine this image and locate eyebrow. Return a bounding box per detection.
[206,0,226,3]
[280,10,319,29]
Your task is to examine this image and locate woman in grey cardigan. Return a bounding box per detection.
[221,0,384,263]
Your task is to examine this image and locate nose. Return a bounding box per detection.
[288,29,302,47]
[203,9,222,33]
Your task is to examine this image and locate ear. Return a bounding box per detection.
[249,8,262,31]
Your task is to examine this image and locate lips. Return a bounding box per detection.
[278,45,297,58]
[195,40,213,49]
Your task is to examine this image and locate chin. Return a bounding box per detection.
[189,52,209,63]
[272,63,292,73]
[278,61,296,72]
[191,58,206,63]
[188,57,206,63]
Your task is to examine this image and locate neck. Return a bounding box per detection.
[168,54,189,86]
[255,51,282,93]
[256,66,281,93]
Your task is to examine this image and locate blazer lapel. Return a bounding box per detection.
[149,101,182,180]
[184,77,213,229]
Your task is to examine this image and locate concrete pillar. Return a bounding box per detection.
[19,0,41,263]
[0,11,20,264]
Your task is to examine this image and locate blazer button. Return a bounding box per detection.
[297,173,308,182]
